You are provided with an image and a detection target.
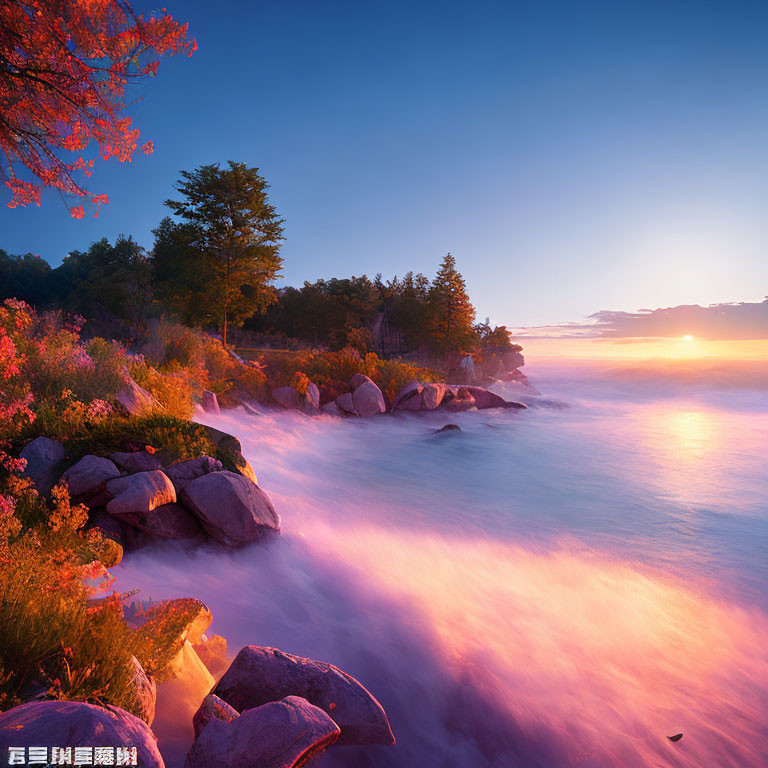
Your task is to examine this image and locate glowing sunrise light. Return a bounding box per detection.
[683,335,694,342]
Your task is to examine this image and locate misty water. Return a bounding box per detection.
[115,364,768,768]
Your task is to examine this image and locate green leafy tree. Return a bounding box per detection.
[57,237,153,329]
[428,253,476,359]
[392,271,431,349]
[0,251,53,306]
[162,161,285,345]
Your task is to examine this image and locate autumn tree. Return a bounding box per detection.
[160,162,285,345]
[428,253,476,359]
[0,0,194,216]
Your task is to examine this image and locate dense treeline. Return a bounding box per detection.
[1,160,519,364]
[0,245,518,362]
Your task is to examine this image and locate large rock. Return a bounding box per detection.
[201,390,220,414]
[214,646,394,746]
[180,471,280,546]
[466,386,509,410]
[129,655,157,726]
[201,426,242,456]
[392,381,423,411]
[62,455,120,500]
[192,694,239,739]
[304,382,320,413]
[273,384,319,415]
[272,386,302,410]
[110,450,163,474]
[164,457,223,495]
[422,383,447,410]
[20,436,65,481]
[117,374,162,416]
[349,373,374,390]
[125,502,203,542]
[129,598,212,645]
[106,470,176,521]
[193,427,257,486]
[185,696,340,768]
[0,701,164,768]
[335,393,357,416]
[352,380,386,417]
[444,393,476,412]
[321,400,342,417]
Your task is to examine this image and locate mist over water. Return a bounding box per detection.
[115,363,768,767]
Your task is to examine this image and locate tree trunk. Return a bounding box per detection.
[223,248,230,347]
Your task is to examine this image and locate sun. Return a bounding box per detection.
[683,335,694,342]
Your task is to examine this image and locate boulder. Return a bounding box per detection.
[201,426,242,456]
[335,393,357,416]
[272,386,302,410]
[0,701,164,768]
[164,457,224,495]
[201,390,220,414]
[503,400,528,410]
[466,386,508,410]
[392,381,423,410]
[125,502,203,541]
[422,383,447,410]
[435,424,461,433]
[192,694,239,739]
[106,470,176,522]
[110,450,163,474]
[321,401,342,416]
[214,646,394,746]
[349,373,374,391]
[129,598,212,645]
[185,696,340,768]
[352,380,386,417]
[304,382,320,413]
[241,401,261,416]
[444,394,476,412]
[129,655,157,726]
[62,455,120,500]
[117,374,162,416]
[273,384,319,415]
[20,436,65,483]
[181,471,280,546]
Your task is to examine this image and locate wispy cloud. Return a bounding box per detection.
[515,299,768,340]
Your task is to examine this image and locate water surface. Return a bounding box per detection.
[116,366,768,767]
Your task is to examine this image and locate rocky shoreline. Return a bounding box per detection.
[208,370,531,418]
[0,367,530,768]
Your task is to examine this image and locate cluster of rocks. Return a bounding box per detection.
[392,381,526,412]
[321,374,387,417]
[0,603,395,768]
[270,374,525,418]
[19,431,280,565]
[186,645,394,767]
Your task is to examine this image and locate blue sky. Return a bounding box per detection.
[2,0,768,328]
